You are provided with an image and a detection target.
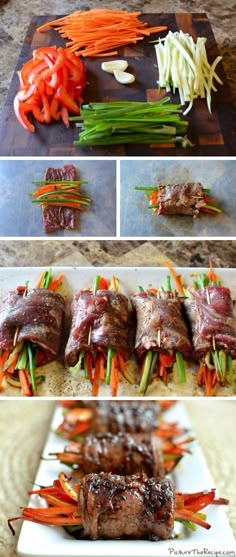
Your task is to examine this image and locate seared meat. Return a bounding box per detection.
[65,289,130,366]
[42,164,77,233]
[80,472,174,540]
[0,288,65,363]
[66,432,164,477]
[131,291,191,359]
[183,286,236,359]
[158,182,206,216]
[91,400,160,434]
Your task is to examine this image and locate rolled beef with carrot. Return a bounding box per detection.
[0,288,65,364]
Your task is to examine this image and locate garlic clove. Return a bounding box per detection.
[101,60,128,74]
[113,69,135,84]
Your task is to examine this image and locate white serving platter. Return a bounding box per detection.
[0,266,236,397]
[16,402,236,556]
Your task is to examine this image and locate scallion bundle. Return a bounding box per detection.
[70,99,192,148]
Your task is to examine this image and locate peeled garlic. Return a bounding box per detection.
[101,60,128,74]
[113,69,135,84]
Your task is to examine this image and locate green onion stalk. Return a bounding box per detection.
[184,272,235,394]
[138,276,186,395]
[69,99,193,148]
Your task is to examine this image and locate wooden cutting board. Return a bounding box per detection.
[0,13,235,156]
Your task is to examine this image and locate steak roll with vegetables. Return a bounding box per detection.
[56,400,187,441]
[0,269,65,396]
[135,183,221,217]
[183,286,236,360]
[58,432,165,477]
[52,430,192,476]
[131,289,191,393]
[0,289,65,362]
[10,471,228,539]
[65,275,130,396]
[80,473,174,540]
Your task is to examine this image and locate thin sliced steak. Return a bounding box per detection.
[43,164,77,233]
[65,289,130,366]
[131,290,191,359]
[66,432,164,477]
[183,285,236,359]
[0,288,65,363]
[158,182,206,216]
[80,472,174,540]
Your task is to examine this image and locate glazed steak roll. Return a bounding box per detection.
[131,291,191,360]
[43,164,77,233]
[90,400,160,434]
[80,472,174,540]
[158,182,206,216]
[183,285,236,360]
[65,289,130,366]
[0,288,65,363]
[65,432,164,477]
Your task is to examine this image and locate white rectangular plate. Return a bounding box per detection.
[17,402,236,556]
[0,266,236,397]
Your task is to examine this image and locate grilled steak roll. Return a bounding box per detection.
[65,432,164,477]
[80,472,174,540]
[90,400,160,434]
[158,182,206,216]
[65,289,130,366]
[43,164,77,233]
[183,286,236,360]
[0,288,65,363]
[131,290,191,360]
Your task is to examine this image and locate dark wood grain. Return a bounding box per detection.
[0,13,235,156]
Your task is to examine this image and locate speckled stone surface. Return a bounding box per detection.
[120,159,236,237]
[0,400,235,556]
[0,159,116,237]
[0,0,236,112]
[0,239,236,267]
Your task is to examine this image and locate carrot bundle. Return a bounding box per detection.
[37,10,167,58]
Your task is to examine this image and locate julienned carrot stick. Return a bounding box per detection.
[207,260,218,282]
[48,274,64,292]
[19,370,32,397]
[37,10,167,57]
[164,260,185,295]
[110,353,118,396]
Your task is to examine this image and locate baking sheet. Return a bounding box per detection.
[0,266,235,398]
[16,402,236,556]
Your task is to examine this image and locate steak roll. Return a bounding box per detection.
[183,285,236,360]
[56,401,161,439]
[131,290,191,360]
[65,289,130,366]
[80,472,174,540]
[157,182,206,216]
[0,288,65,363]
[64,432,164,477]
[90,400,160,434]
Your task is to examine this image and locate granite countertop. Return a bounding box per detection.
[0,239,236,267]
[0,0,236,113]
[0,400,235,557]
